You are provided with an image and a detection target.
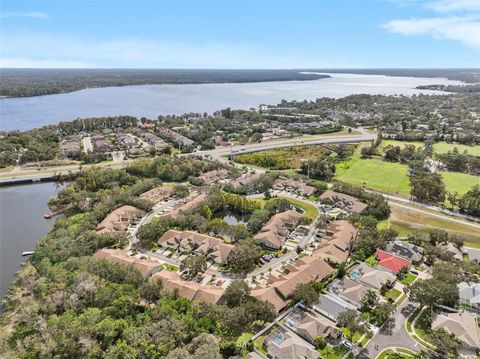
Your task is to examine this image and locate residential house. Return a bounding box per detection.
[375,249,411,274]
[437,242,464,261]
[432,312,480,351]
[313,220,358,263]
[385,240,424,264]
[61,139,81,158]
[287,310,342,343]
[314,293,357,322]
[149,270,224,305]
[196,169,230,185]
[160,193,207,218]
[231,173,263,190]
[328,277,371,308]
[96,205,141,234]
[251,257,333,313]
[139,186,174,202]
[157,127,194,146]
[93,248,162,277]
[266,331,320,359]
[273,177,316,197]
[94,137,113,152]
[319,191,368,214]
[458,282,480,310]
[254,210,302,249]
[159,230,234,264]
[349,262,396,291]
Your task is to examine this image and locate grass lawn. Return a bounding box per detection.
[336,156,479,197]
[277,196,319,221]
[400,273,417,286]
[163,264,179,272]
[318,344,348,359]
[336,157,411,195]
[377,219,389,230]
[433,142,480,156]
[253,334,268,356]
[384,288,402,302]
[382,140,480,156]
[441,171,480,195]
[377,349,411,359]
[413,309,432,343]
[365,255,378,267]
[406,307,421,332]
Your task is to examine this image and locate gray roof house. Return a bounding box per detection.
[313,293,357,322]
[385,240,423,264]
[458,282,480,309]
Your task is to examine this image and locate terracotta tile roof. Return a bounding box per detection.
[375,249,411,273]
[251,286,289,313]
[93,248,162,277]
[313,220,357,263]
[197,169,230,185]
[139,186,174,202]
[254,210,302,249]
[159,230,234,264]
[160,193,207,218]
[149,270,224,304]
[319,191,368,214]
[231,173,263,189]
[96,205,141,234]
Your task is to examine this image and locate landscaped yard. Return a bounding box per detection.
[318,344,348,359]
[365,255,378,267]
[400,273,417,286]
[384,288,402,302]
[163,264,179,272]
[278,196,319,221]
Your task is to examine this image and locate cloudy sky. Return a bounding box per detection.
[1,0,479,68]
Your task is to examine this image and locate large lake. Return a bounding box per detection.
[0,182,63,305]
[0,73,462,131]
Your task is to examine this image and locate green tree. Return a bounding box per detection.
[223,280,250,307]
[288,283,320,306]
[428,328,461,358]
[227,240,262,274]
[180,255,207,280]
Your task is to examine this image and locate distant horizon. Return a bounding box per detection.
[2,67,480,70]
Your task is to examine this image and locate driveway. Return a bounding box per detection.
[358,299,420,358]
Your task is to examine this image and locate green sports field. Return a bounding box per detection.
[382,140,480,156]
[336,157,479,196]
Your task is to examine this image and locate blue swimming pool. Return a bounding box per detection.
[350,271,362,280]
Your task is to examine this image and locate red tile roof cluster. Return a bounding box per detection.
[375,249,411,273]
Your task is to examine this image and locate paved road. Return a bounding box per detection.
[82,136,93,153]
[359,299,420,358]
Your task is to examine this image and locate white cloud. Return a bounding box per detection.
[426,0,480,13]
[382,16,480,50]
[0,33,354,68]
[1,11,50,20]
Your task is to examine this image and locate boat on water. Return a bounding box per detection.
[22,251,34,256]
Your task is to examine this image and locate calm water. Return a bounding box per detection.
[0,73,462,131]
[0,182,63,303]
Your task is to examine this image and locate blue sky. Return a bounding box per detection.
[1,0,479,68]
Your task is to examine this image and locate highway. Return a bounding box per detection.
[0,131,375,185]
